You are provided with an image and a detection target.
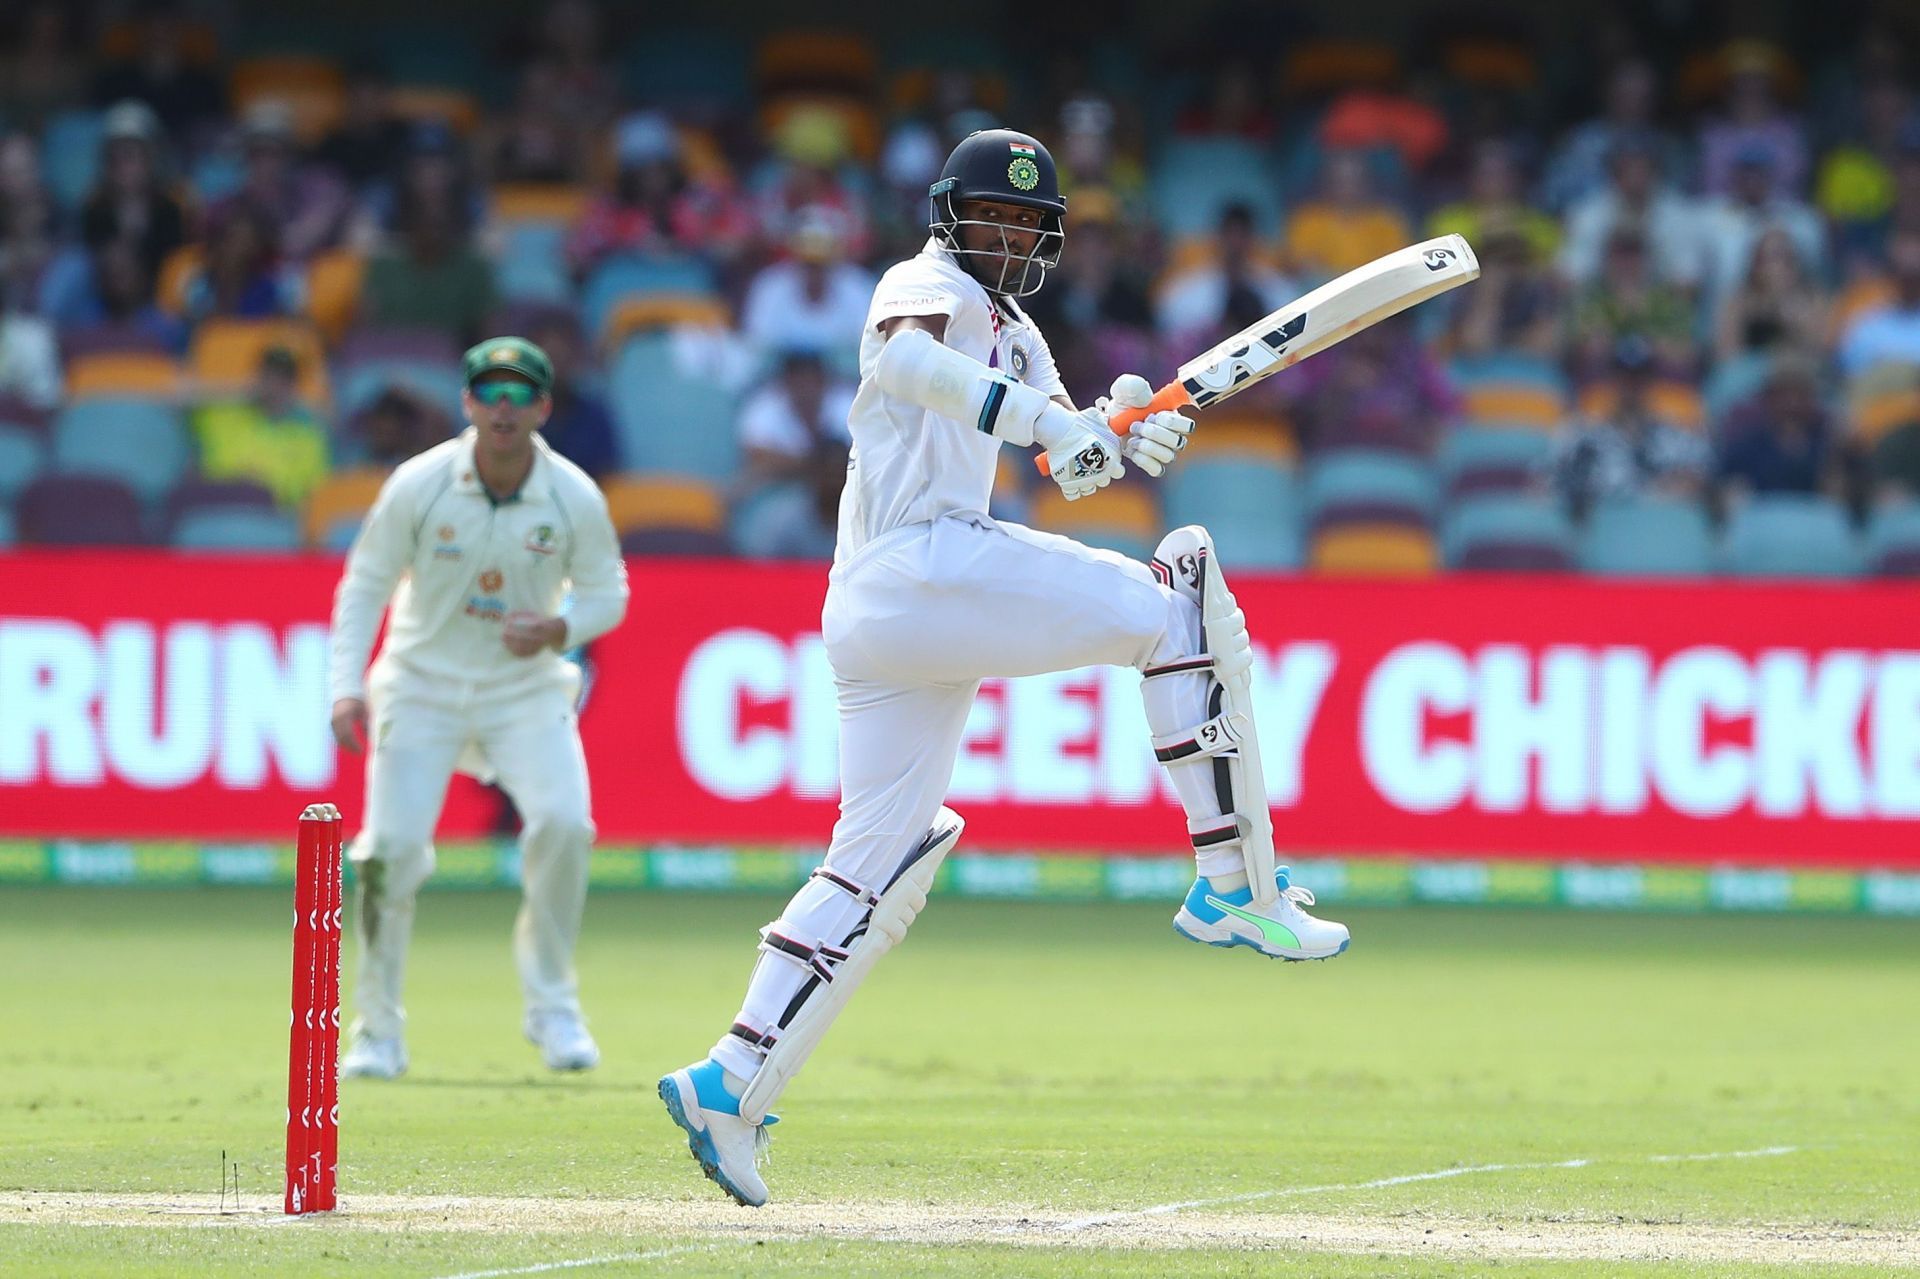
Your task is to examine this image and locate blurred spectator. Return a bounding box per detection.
[0,3,87,128]
[190,346,329,509]
[1835,130,1920,280]
[1815,77,1917,242]
[520,0,620,137]
[742,444,846,560]
[755,108,871,262]
[184,204,297,321]
[487,62,581,184]
[525,311,620,478]
[1156,203,1297,343]
[738,348,855,490]
[740,206,874,362]
[0,132,60,312]
[567,112,757,275]
[1699,145,1826,306]
[88,3,226,147]
[1713,228,1830,364]
[1283,148,1411,279]
[314,68,410,191]
[80,102,187,282]
[1447,224,1563,359]
[1837,227,1920,375]
[354,386,448,467]
[1054,96,1148,225]
[360,131,495,343]
[65,239,186,353]
[1698,40,1809,199]
[1545,337,1709,522]
[1174,61,1275,143]
[1021,194,1154,395]
[208,103,351,264]
[1538,58,1687,214]
[1427,140,1558,266]
[1284,322,1457,457]
[1319,87,1451,175]
[1560,133,1705,288]
[1714,352,1838,503]
[0,304,60,409]
[1567,226,1697,381]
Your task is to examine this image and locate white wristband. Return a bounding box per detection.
[873,326,1058,447]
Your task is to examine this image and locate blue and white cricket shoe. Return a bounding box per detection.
[1173,867,1351,961]
[658,1058,777,1207]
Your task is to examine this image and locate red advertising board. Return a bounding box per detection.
[3,550,1919,868]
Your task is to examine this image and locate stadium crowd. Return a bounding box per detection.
[4,2,1920,576]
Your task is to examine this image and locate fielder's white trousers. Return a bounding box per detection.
[712,514,1205,1080]
[350,660,594,1041]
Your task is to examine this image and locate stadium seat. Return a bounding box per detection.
[491,184,591,225]
[386,86,481,133]
[620,527,733,556]
[1703,351,1774,426]
[1181,412,1298,465]
[732,481,834,560]
[1279,39,1402,94]
[619,30,752,112]
[58,322,177,362]
[190,319,331,407]
[1027,484,1162,561]
[1577,378,1707,432]
[1310,522,1438,575]
[1441,495,1577,571]
[1163,455,1303,568]
[304,250,365,345]
[229,56,346,143]
[166,479,279,538]
[1303,449,1440,531]
[64,352,184,400]
[1578,495,1717,577]
[600,473,726,537]
[582,256,719,343]
[303,467,391,546]
[172,507,305,552]
[0,423,48,503]
[16,475,146,545]
[335,358,467,423]
[1848,384,1920,445]
[607,335,739,481]
[1722,495,1864,579]
[1150,139,1282,239]
[335,329,460,367]
[40,110,104,211]
[756,32,878,95]
[1436,425,1554,501]
[51,399,190,505]
[599,293,732,350]
[0,503,14,547]
[1866,503,1920,576]
[156,246,202,317]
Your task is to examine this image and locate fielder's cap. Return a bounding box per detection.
[463,336,553,393]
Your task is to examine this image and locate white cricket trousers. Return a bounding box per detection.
[711,513,1210,1080]
[350,661,594,1041]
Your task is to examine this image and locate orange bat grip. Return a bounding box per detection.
[1031,381,1193,474]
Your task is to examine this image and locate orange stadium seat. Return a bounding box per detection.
[1280,40,1402,95]
[303,250,365,346]
[229,57,347,144]
[490,184,591,226]
[1458,381,1567,429]
[1850,386,1920,444]
[1577,379,1706,431]
[1310,522,1438,575]
[303,467,391,546]
[600,293,732,350]
[1442,39,1538,90]
[600,474,726,537]
[755,32,878,94]
[65,352,184,400]
[1027,484,1162,559]
[156,245,202,318]
[190,319,331,407]
[1829,277,1894,342]
[1183,413,1298,465]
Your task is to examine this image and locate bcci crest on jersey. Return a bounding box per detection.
[1009,344,1029,380]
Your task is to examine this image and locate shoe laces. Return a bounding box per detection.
[1275,883,1317,916]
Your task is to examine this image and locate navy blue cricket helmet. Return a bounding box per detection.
[929,129,1066,297]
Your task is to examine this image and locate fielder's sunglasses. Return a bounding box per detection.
[471,381,543,407]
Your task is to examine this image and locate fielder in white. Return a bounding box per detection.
[327,337,629,1078]
[660,131,1349,1206]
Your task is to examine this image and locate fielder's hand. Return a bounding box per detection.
[1102,374,1194,477]
[503,611,568,657]
[330,697,369,754]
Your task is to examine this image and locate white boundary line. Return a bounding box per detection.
[1052,1145,1801,1232]
[434,1242,723,1279]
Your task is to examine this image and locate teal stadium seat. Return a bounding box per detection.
[52,399,189,505]
[1436,425,1553,499]
[609,335,739,481]
[1721,495,1863,579]
[40,110,104,211]
[1703,351,1774,425]
[1303,449,1440,528]
[1441,494,1577,570]
[582,255,719,345]
[495,223,574,304]
[1866,503,1920,576]
[0,423,48,503]
[0,503,14,547]
[172,508,304,552]
[337,360,468,423]
[1578,495,1717,577]
[1150,139,1282,238]
[1164,457,1304,569]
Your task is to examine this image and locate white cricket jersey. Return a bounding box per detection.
[835,239,1066,562]
[328,428,629,702]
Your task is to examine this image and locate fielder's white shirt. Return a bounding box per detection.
[836,240,1065,562]
[328,428,629,702]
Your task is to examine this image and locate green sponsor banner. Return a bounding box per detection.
[11,839,1920,918]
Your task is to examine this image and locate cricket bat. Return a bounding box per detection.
[1037,234,1479,469]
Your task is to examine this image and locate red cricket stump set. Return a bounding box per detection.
[285,804,344,1215]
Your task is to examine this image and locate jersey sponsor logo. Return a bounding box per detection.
[433,524,463,560]
[436,525,455,541]
[525,523,557,556]
[479,569,504,593]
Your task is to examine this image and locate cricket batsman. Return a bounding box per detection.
[659,130,1349,1206]
[327,337,629,1077]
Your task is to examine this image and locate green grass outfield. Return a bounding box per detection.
[1,886,1916,1277]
